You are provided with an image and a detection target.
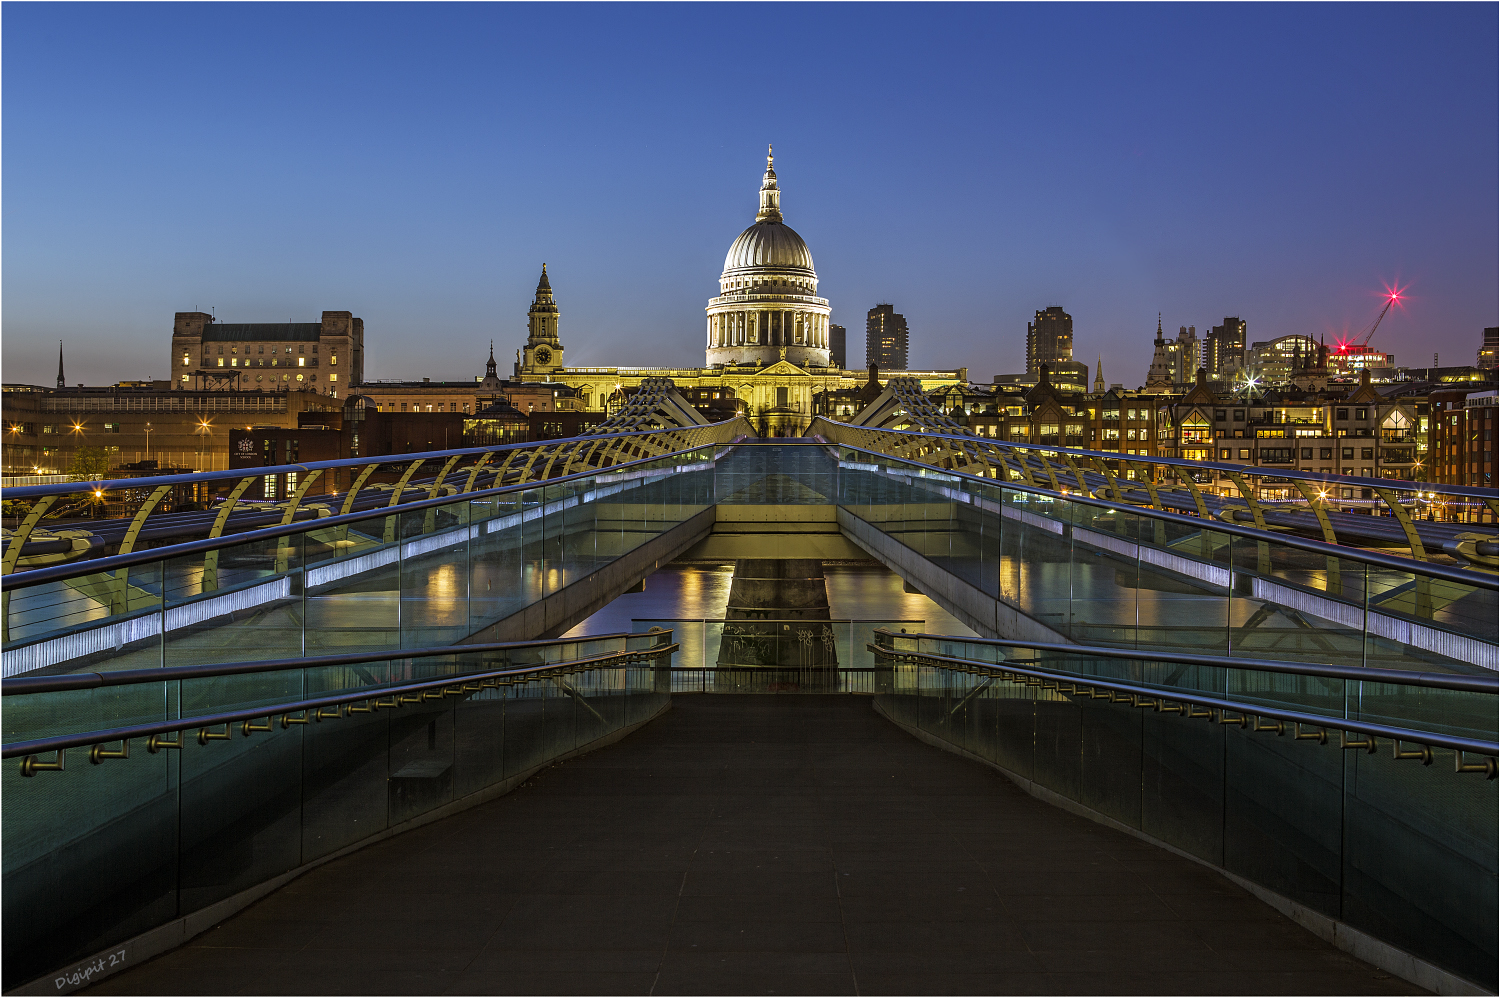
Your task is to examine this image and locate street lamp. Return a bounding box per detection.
[196,420,213,473]
[144,422,153,464]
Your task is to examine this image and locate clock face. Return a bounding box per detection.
[535,347,552,365]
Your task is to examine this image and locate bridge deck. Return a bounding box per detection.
[90,696,1416,996]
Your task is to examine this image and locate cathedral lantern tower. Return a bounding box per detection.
[706,147,832,369]
[520,264,564,377]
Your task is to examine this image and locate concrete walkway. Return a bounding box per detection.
[91,696,1418,996]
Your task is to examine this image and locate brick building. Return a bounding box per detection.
[1429,388,1496,489]
[170,310,364,395]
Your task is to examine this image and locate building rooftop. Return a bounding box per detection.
[200,323,324,343]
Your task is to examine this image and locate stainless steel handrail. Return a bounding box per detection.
[869,643,1499,763]
[868,630,1499,693]
[1,441,724,590]
[830,441,1499,590]
[7,438,1493,593]
[1,421,743,500]
[814,420,1500,499]
[3,643,678,765]
[1,630,674,696]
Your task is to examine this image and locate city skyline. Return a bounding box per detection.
[3,4,1496,386]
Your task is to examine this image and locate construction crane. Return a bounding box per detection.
[1348,286,1406,350]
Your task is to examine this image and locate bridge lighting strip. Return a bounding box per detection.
[2,630,671,695]
[869,644,1498,772]
[3,644,678,776]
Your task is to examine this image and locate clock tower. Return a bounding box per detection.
[519,263,564,378]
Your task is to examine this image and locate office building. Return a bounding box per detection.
[1479,327,1498,370]
[828,324,846,369]
[1,384,342,475]
[1026,306,1073,375]
[1206,317,1247,381]
[867,304,909,370]
[1246,334,1325,385]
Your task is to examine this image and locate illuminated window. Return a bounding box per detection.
[296,374,304,382]
[331,355,337,366]
[329,374,337,382]
[298,357,305,367]
[182,355,189,366]
[217,358,224,367]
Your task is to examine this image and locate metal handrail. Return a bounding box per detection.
[867,630,1499,693]
[8,438,1493,593]
[811,417,1500,499]
[1,440,725,590]
[869,644,1499,763]
[1,420,746,501]
[828,440,1499,590]
[2,643,678,765]
[1,631,674,696]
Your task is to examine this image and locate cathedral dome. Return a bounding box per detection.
[723,220,815,275]
[705,147,833,371]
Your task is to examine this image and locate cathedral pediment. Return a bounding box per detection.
[756,361,810,377]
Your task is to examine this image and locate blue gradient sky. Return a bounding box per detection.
[4,3,1495,387]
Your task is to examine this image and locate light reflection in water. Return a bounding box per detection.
[428,564,460,600]
[562,561,977,638]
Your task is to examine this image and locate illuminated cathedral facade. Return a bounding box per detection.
[511,149,964,435]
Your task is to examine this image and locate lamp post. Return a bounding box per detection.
[196,420,212,473]
[68,421,85,477]
[144,422,153,464]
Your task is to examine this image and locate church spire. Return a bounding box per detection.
[1094,356,1105,394]
[536,263,551,295]
[56,340,65,389]
[756,144,782,223]
[486,339,497,379]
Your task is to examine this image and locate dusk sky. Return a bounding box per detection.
[4,2,1495,387]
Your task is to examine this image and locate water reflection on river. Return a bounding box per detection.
[562,560,978,638]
